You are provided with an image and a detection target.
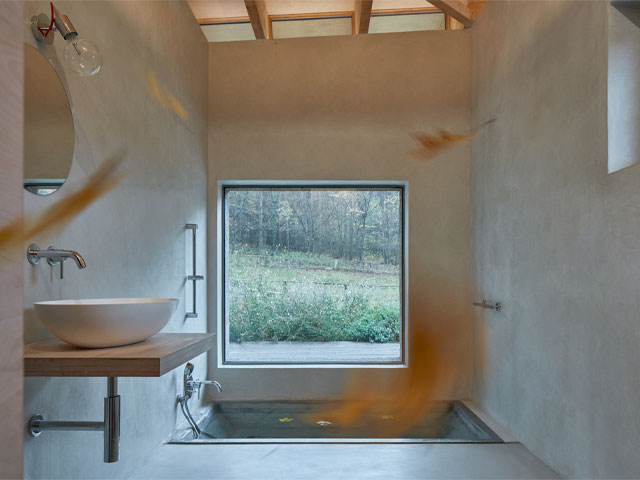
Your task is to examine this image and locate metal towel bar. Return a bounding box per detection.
[473,299,502,312]
[186,224,204,318]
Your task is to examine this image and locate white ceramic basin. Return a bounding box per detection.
[34,298,179,348]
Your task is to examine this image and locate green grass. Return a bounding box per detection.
[228,249,401,343]
[230,245,400,274]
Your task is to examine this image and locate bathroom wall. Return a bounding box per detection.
[0,2,24,479]
[471,1,640,477]
[22,2,207,478]
[208,31,473,400]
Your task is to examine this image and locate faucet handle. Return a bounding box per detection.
[45,246,67,279]
[185,379,202,399]
[46,246,58,266]
[45,246,68,279]
[189,379,222,399]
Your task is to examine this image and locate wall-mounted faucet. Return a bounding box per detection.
[27,243,86,279]
[177,363,221,438]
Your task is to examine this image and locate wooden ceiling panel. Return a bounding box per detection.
[190,0,484,41]
[372,0,436,10]
[190,0,441,22]
[267,0,355,15]
[188,0,249,21]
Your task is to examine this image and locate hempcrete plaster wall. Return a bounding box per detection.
[22,2,207,478]
[0,2,24,479]
[471,1,640,477]
[207,31,473,400]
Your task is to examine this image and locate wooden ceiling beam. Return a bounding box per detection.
[244,0,270,39]
[354,0,373,34]
[429,0,476,27]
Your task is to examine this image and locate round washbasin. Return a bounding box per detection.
[34,298,179,348]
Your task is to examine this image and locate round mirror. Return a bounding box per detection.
[24,44,74,195]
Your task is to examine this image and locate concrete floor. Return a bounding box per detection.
[129,443,559,480]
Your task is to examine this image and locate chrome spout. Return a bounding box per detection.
[52,248,86,268]
[196,380,223,393]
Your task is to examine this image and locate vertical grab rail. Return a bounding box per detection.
[186,224,204,318]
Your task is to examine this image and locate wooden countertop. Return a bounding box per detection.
[24,333,215,377]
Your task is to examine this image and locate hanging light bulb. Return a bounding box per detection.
[53,6,102,77]
[63,37,102,76]
[31,3,103,77]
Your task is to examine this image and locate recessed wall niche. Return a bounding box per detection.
[608,3,640,173]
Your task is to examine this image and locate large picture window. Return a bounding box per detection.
[220,183,406,365]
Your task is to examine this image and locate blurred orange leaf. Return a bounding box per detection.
[410,130,471,161]
[0,154,125,254]
[409,119,495,161]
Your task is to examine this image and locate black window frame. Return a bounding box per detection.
[219,182,408,367]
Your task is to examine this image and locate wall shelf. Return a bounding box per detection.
[24,332,215,463]
[24,333,215,377]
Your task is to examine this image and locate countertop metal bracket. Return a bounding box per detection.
[186,224,204,319]
[28,377,120,463]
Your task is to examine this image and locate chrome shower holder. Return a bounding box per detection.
[473,299,502,312]
[185,224,204,318]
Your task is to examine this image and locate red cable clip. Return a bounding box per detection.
[37,2,55,38]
